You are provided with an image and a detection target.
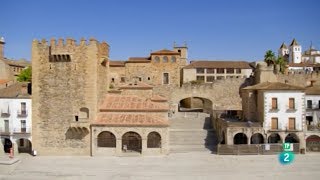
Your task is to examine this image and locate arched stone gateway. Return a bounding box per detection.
[97,131,116,148]
[16,138,32,153]
[234,133,248,144]
[251,133,264,144]
[268,133,282,143]
[285,133,299,143]
[306,135,320,152]
[122,132,142,153]
[147,132,161,148]
[178,97,212,113]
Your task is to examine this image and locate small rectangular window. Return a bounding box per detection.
[196,76,205,82]
[21,120,26,132]
[206,76,215,82]
[288,118,295,130]
[206,68,215,74]
[163,73,169,84]
[216,68,224,74]
[289,98,295,109]
[226,68,234,74]
[236,69,241,74]
[271,118,278,129]
[120,77,125,83]
[272,98,278,110]
[307,100,312,109]
[196,68,205,74]
[21,102,26,114]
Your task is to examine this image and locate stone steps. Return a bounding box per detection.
[169,112,218,153]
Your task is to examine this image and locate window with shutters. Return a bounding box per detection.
[288,118,296,130]
[271,118,278,130]
[271,98,278,110]
[289,98,295,109]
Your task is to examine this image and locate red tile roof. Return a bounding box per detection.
[151,49,180,55]
[99,94,169,112]
[93,113,169,127]
[183,61,251,69]
[109,61,125,67]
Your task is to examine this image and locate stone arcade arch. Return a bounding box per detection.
[234,133,248,144]
[16,138,32,153]
[306,135,320,152]
[97,131,116,147]
[250,133,264,144]
[2,138,12,153]
[178,97,212,113]
[268,133,282,143]
[147,132,161,148]
[122,132,142,153]
[285,133,299,143]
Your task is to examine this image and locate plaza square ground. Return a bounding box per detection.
[0,152,320,180]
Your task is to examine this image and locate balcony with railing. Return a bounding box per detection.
[307,124,320,131]
[17,110,28,118]
[12,127,31,134]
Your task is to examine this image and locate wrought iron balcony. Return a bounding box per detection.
[12,128,31,134]
[1,112,10,118]
[17,110,28,118]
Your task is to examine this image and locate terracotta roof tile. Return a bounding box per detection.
[151,95,167,102]
[93,113,169,127]
[0,82,31,98]
[151,49,180,55]
[99,94,169,112]
[184,61,251,69]
[305,86,320,95]
[109,61,125,67]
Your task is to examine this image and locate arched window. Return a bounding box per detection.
[147,132,161,148]
[79,107,89,119]
[171,56,176,63]
[97,131,116,147]
[251,133,264,144]
[154,56,160,63]
[163,56,168,63]
[122,131,142,152]
[268,133,281,143]
[234,133,247,144]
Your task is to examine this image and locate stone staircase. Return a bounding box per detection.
[169,112,218,153]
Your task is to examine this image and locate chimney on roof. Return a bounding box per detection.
[20,83,29,96]
[0,37,5,59]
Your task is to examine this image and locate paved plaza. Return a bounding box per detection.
[0,152,320,180]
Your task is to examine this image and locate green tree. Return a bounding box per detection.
[264,50,276,66]
[17,66,32,82]
[275,56,286,73]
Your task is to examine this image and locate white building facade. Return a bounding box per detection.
[0,83,32,154]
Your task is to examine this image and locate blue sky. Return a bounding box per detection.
[1,0,320,61]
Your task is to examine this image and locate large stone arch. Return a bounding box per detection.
[178,96,213,113]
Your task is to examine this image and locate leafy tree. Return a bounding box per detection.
[17,66,32,82]
[275,56,286,73]
[264,50,276,66]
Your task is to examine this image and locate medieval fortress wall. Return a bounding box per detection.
[32,38,109,155]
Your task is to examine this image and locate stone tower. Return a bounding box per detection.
[0,37,5,59]
[278,42,288,57]
[173,44,188,65]
[289,38,302,63]
[32,37,109,155]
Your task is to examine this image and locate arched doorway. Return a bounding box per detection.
[251,133,264,144]
[97,131,116,147]
[234,133,248,144]
[285,133,299,143]
[268,133,281,143]
[306,135,320,152]
[16,138,32,153]
[122,132,142,153]
[3,138,12,153]
[147,132,161,148]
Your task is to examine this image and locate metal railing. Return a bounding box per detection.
[217,143,300,155]
[12,128,31,134]
[17,110,28,117]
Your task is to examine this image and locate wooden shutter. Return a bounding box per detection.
[272,98,277,109]
[288,118,295,130]
[289,98,295,109]
[271,118,278,129]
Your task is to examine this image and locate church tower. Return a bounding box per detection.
[278,42,288,57]
[289,38,302,63]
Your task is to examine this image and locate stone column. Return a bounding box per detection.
[12,141,19,155]
[141,138,147,155]
[116,138,122,156]
[0,141,5,156]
